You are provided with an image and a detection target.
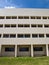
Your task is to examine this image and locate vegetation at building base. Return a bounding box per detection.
[0,56,49,65]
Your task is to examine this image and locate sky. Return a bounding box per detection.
[0,0,49,8]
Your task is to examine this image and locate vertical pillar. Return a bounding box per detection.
[46,44,49,56]
[15,45,17,57]
[31,44,33,57]
[0,44,1,56]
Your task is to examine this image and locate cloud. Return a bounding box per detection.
[0,0,23,8]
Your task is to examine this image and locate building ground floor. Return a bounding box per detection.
[0,44,49,57]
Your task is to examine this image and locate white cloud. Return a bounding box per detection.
[0,0,23,8]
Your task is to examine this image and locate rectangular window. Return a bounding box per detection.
[42,16,47,19]
[18,24,23,27]
[30,16,35,19]
[24,24,30,27]
[39,34,44,38]
[18,16,23,19]
[10,34,16,38]
[12,16,17,19]
[0,16,5,19]
[46,34,49,37]
[5,47,15,52]
[44,24,49,27]
[6,16,11,19]
[11,24,16,27]
[19,47,29,51]
[5,24,10,28]
[36,16,41,19]
[3,34,9,38]
[0,34,2,38]
[33,47,43,51]
[32,34,38,38]
[23,16,29,19]
[31,24,37,27]
[17,34,24,38]
[38,24,43,27]
[24,34,30,38]
[0,24,3,27]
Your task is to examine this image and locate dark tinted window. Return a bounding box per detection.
[6,16,11,19]
[5,47,14,51]
[46,34,49,37]
[17,34,24,38]
[33,47,43,51]
[0,24,3,27]
[11,24,16,27]
[3,34,9,38]
[39,34,44,37]
[32,34,38,38]
[30,16,35,19]
[5,24,10,27]
[18,24,23,27]
[24,34,30,38]
[24,24,30,27]
[19,47,29,51]
[10,34,16,38]
[12,16,17,19]
[31,24,37,27]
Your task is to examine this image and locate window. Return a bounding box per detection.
[42,16,47,19]
[17,34,24,38]
[5,24,10,27]
[24,34,30,38]
[0,16,5,19]
[23,16,29,19]
[5,47,14,52]
[32,34,38,38]
[11,24,16,27]
[31,24,37,27]
[10,34,16,38]
[3,34,9,38]
[18,24,23,27]
[0,34,2,38]
[12,16,17,19]
[44,24,49,27]
[39,34,44,38]
[18,16,23,19]
[24,24,30,27]
[6,16,11,19]
[46,34,49,37]
[30,16,35,19]
[38,24,43,27]
[33,47,43,51]
[19,47,29,51]
[0,24,3,27]
[36,16,41,19]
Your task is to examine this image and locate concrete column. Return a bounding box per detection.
[46,44,49,56]
[31,44,33,57]
[0,44,1,56]
[15,45,17,57]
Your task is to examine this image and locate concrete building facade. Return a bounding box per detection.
[0,8,49,57]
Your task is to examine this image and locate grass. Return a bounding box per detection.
[0,56,49,65]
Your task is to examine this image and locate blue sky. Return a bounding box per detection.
[0,0,49,8]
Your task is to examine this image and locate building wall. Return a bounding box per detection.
[0,9,48,45]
